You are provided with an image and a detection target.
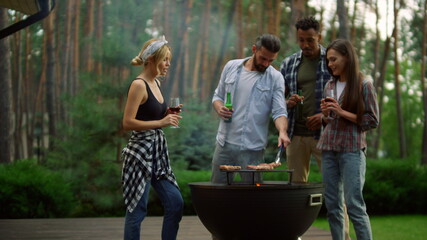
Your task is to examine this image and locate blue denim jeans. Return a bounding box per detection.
[211,142,264,184]
[322,150,372,240]
[123,178,183,240]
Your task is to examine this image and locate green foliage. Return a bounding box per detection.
[379,59,423,159]
[364,158,427,214]
[164,97,219,170]
[176,170,211,214]
[309,159,426,215]
[42,78,220,217]
[27,71,427,217]
[407,4,426,61]
[8,154,424,218]
[0,159,75,218]
[45,78,127,217]
[306,158,427,215]
[41,73,220,216]
[101,0,154,66]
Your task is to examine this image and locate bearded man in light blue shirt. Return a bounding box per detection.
[211,34,291,184]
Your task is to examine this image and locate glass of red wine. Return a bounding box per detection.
[325,88,336,120]
[169,97,181,128]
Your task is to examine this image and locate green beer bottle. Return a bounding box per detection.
[297,89,304,121]
[224,92,232,123]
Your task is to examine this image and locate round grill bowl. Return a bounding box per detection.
[189,181,324,240]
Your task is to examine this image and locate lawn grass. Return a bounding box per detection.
[313,215,427,240]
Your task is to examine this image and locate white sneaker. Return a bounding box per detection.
[298,238,302,240]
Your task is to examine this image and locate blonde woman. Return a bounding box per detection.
[121,36,183,240]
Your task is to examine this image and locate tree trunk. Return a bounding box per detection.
[166,0,188,98]
[95,0,103,84]
[287,0,306,47]
[393,0,407,158]
[369,29,394,158]
[59,0,73,125]
[350,0,358,42]
[352,0,367,58]
[24,28,34,158]
[192,28,203,96]
[368,0,386,158]
[210,1,237,97]
[44,9,57,151]
[178,0,193,99]
[11,14,24,160]
[266,0,275,34]
[421,0,427,165]
[337,0,349,39]
[83,0,95,72]
[371,0,380,84]
[257,1,264,34]
[333,12,338,40]
[0,9,14,163]
[34,42,46,162]
[192,0,211,99]
[236,0,244,58]
[163,0,171,39]
[274,0,282,37]
[200,0,211,101]
[72,0,81,96]
[358,3,367,57]
[319,5,325,45]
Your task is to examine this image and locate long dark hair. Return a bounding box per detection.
[326,39,365,124]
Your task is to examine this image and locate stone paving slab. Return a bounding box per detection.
[0,216,331,240]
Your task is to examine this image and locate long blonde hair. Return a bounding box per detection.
[131,38,172,75]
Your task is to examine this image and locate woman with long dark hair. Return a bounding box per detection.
[318,39,379,240]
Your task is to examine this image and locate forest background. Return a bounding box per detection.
[0,0,427,218]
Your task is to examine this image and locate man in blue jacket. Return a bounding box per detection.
[211,33,291,184]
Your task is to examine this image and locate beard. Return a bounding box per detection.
[253,56,267,73]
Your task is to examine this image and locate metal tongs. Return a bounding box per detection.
[274,144,285,164]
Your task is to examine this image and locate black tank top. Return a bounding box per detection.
[134,78,167,122]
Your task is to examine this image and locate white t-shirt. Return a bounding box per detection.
[336,81,346,99]
[226,67,261,146]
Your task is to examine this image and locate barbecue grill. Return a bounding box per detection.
[189,169,324,240]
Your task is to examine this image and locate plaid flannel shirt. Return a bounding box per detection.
[280,46,331,139]
[121,129,178,213]
[317,79,380,152]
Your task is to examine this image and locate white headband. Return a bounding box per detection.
[139,35,168,62]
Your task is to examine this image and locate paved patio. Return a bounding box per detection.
[0,216,331,239]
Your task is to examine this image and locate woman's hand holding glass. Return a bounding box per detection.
[167,98,182,128]
[322,88,337,121]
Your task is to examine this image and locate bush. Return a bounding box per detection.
[164,97,218,171]
[0,160,75,218]
[2,158,425,218]
[45,78,128,217]
[364,159,427,214]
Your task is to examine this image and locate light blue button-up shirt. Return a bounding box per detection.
[212,57,288,151]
